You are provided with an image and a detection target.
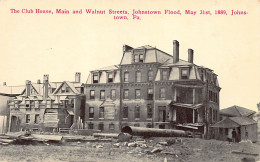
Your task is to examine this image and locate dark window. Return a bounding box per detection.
[135,89,141,99]
[109,123,115,130]
[25,100,30,108]
[162,70,168,80]
[66,87,70,93]
[34,114,40,124]
[88,123,94,129]
[148,70,154,81]
[90,90,95,99]
[135,106,140,118]
[181,69,189,79]
[26,114,30,123]
[146,123,152,128]
[93,74,99,83]
[111,89,116,100]
[147,104,153,118]
[123,89,129,99]
[136,71,141,82]
[98,123,104,130]
[139,54,144,63]
[124,72,129,82]
[147,88,153,100]
[108,73,113,83]
[89,107,94,118]
[159,87,165,98]
[123,106,128,118]
[134,123,140,127]
[99,107,104,118]
[100,90,105,100]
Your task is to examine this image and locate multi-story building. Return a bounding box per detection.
[0,83,25,133]
[85,40,221,135]
[8,73,85,132]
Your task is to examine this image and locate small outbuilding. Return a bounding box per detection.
[210,116,257,142]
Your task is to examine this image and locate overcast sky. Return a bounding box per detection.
[0,0,260,111]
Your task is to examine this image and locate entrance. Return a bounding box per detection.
[10,116,20,132]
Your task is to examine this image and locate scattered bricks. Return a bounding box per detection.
[151,147,163,153]
[128,142,136,147]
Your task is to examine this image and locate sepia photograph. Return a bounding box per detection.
[0,0,260,161]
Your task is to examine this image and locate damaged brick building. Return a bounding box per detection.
[85,40,221,135]
[8,73,85,132]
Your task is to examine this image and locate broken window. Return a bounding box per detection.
[148,70,154,81]
[88,123,94,129]
[139,54,144,63]
[111,89,116,100]
[147,88,153,100]
[135,89,141,99]
[108,73,113,83]
[123,106,128,118]
[93,74,99,83]
[89,107,94,118]
[65,87,70,93]
[90,90,95,99]
[181,69,189,79]
[147,104,153,119]
[98,123,104,131]
[135,106,140,119]
[123,89,129,99]
[99,107,104,118]
[136,71,141,82]
[26,114,30,124]
[34,114,40,124]
[124,72,129,82]
[25,100,30,108]
[159,87,165,98]
[100,90,105,100]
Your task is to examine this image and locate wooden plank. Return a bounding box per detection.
[232,150,259,156]
[31,134,63,142]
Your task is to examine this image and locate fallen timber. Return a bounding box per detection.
[121,126,192,137]
[31,134,63,142]
[93,133,119,139]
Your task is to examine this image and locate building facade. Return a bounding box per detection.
[85,40,221,135]
[0,83,25,133]
[8,73,85,132]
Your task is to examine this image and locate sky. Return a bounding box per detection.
[0,0,260,111]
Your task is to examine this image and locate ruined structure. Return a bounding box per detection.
[8,73,85,132]
[85,40,221,135]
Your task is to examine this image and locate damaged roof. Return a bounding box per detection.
[220,105,256,117]
[211,116,257,128]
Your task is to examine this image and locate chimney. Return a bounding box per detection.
[173,40,179,63]
[37,79,41,84]
[75,72,81,83]
[188,49,194,63]
[25,80,31,97]
[43,74,49,99]
[3,82,6,86]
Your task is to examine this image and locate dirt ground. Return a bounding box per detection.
[0,137,259,162]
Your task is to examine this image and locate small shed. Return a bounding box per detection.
[210,116,257,142]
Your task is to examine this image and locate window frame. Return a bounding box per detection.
[100,90,105,100]
[90,90,95,99]
[136,71,141,82]
[123,106,128,119]
[93,73,99,83]
[107,73,113,83]
[147,104,153,119]
[147,88,153,100]
[180,68,189,80]
[148,70,154,81]
[111,89,116,100]
[99,107,104,119]
[162,70,168,80]
[135,106,140,119]
[123,89,129,99]
[124,72,129,82]
[159,87,166,99]
[135,89,141,99]
[89,107,94,119]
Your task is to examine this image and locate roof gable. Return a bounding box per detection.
[53,81,79,95]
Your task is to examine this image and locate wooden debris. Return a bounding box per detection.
[93,133,119,139]
[232,150,259,156]
[31,134,63,142]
